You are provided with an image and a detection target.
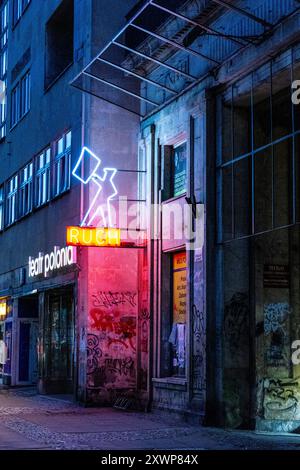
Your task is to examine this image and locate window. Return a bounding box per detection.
[169,252,187,376]
[218,47,294,242]
[11,70,30,127]
[0,1,8,139]
[20,71,30,116]
[19,161,33,217]
[0,185,4,230]
[13,0,30,26]
[161,142,187,201]
[35,148,51,207]
[53,130,71,197]
[172,143,187,197]
[45,0,74,89]
[6,174,18,225]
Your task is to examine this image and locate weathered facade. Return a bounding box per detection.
[2,0,300,434]
[0,0,148,406]
[79,0,300,431]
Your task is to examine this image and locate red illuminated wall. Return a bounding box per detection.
[83,246,144,405]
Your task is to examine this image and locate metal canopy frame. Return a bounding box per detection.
[70,0,282,116]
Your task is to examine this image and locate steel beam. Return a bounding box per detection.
[70,82,144,116]
[150,0,245,45]
[211,0,272,28]
[83,71,159,106]
[114,41,197,80]
[96,57,177,94]
[131,23,221,65]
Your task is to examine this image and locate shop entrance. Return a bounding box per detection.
[17,295,39,385]
[0,320,5,385]
[41,286,74,394]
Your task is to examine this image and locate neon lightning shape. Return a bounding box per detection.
[72,147,118,227]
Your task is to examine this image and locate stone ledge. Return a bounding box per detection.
[152,377,187,391]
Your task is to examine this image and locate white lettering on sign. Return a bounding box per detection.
[28,246,76,278]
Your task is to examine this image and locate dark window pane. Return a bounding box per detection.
[272,51,292,141]
[233,78,252,158]
[234,157,251,238]
[274,138,292,227]
[253,63,271,150]
[254,148,272,233]
[222,165,233,241]
[45,0,74,89]
[172,143,187,197]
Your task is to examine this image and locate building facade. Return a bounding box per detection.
[0,0,149,407]
[2,0,300,434]
[78,0,300,432]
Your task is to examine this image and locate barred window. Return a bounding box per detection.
[19,161,33,217]
[35,148,51,207]
[6,174,18,226]
[53,130,71,197]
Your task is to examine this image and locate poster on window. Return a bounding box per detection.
[173,143,187,197]
[173,252,187,323]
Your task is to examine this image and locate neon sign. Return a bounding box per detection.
[72,147,118,227]
[28,246,76,278]
[67,226,121,247]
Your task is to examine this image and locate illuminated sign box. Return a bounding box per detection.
[28,246,76,278]
[67,226,121,248]
[0,301,7,319]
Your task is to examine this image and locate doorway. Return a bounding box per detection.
[17,295,39,386]
[0,321,4,385]
[42,286,74,394]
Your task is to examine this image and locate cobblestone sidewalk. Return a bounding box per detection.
[0,388,300,450]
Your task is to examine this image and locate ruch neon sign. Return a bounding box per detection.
[72,147,118,227]
[67,226,121,247]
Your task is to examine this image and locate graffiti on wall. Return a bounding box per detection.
[192,304,206,391]
[264,303,290,367]
[90,308,136,351]
[139,308,149,354]
[87,290,138,403]
[223,293,249,428]
[224,293,249,362]
[87,334,102,375]
[92,291,137,309]
[263,377,300,420]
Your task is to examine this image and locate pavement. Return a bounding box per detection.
[0,388,300,450]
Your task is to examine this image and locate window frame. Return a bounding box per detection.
[35,147,51,208]
[217,46,296,244]
[53,130,72,198]
[19,160,33,218]
[6,173,18,226]
[171,141,188,199]
[12,0,30,28]
[0,0,9,140]
[0,184,4,231]
[10,69,31,129]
